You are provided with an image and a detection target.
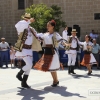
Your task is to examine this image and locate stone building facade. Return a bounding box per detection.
[0,0,33,44]
[0,0,100,44]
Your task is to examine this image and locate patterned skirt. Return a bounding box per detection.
[34,54,53,72]
[81,53,97,66]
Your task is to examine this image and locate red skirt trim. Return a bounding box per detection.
[81,54,91,66]
[34,54,53,72]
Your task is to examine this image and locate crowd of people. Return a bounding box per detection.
[0,13,100,88]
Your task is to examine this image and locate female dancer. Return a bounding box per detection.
[80,35,97,75]
[34,20,62,87]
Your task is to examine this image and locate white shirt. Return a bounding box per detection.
[79,41,92,51]
[15,20,29,35]
[15,20,35,57]
[37,32,62,44]
[62,30,68,40]
[71,37,77,48]
[0,42,9,51]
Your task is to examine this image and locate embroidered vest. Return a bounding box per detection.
[68,37,80,51]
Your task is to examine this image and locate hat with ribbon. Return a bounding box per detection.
[71,29,77,33]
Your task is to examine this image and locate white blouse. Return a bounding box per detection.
[37,32,62,45]
[79,41,92,51]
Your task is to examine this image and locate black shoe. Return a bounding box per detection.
[51,81,59,87]
[21,75,30,88]
[6,66,8,68]
[71,66,76,74]
[68,66,71,74]
[88,71,92,75]
[68,72,71,74]
[71,72,76,74]
[16,69,24,81]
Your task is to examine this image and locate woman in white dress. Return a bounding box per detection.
[34,20,62,87]
[80,35,97,75]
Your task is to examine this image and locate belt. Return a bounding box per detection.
[23,44,32,49]
[70,47,77,50]
[44,45,55,55]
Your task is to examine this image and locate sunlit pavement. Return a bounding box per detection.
[0,64,100,100]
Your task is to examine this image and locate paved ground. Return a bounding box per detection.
[0,64,100,100]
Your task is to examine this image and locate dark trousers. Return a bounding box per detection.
[0,51,8,67]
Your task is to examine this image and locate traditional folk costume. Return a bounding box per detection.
[15,13,41,88]
[63,29,79,74]
[80,41,97,66]
[34,32,62,72]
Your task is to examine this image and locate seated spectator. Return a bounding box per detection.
[0,37,9,68]
[10,46,15,67]
[92,39,100,69]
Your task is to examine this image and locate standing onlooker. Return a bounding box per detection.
[90,30,98,40]
[92,39,100,69]
[0,38,9,68]
[62,26,68,40]
[10,46,15,67]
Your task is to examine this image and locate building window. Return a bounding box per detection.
[94,13,100,20]
[18,0,25,10]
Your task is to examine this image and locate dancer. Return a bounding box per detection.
[34,20,63,87]
[81,35,97,75]
[15,13,41,88]
[64,29,80,74]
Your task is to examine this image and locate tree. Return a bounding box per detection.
[25,4,66,33]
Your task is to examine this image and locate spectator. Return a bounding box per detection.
[92,39,100,69]
[90,30,98,40]
[62,26,68,40]
[0,37,9,68]
[10,46,15,67]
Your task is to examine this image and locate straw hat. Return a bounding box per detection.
[71,29,77,33]
[1,37,5,40]
[22,13,31,19]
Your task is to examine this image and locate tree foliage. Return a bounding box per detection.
[25,4,66,32]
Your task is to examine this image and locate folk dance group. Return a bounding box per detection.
[15,13,97,88]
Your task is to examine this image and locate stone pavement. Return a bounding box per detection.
[0,65,100,100]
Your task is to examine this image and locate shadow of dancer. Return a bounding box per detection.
[17,88,47,100]
[17,86,86,100]
[44,86,86,98]
[71,74,91,79]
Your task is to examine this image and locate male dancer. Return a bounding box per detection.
[15,13,41,88]
[64,29,80,74]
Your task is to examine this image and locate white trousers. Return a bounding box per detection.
[22,56,33,75]
[68,53,77,66]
